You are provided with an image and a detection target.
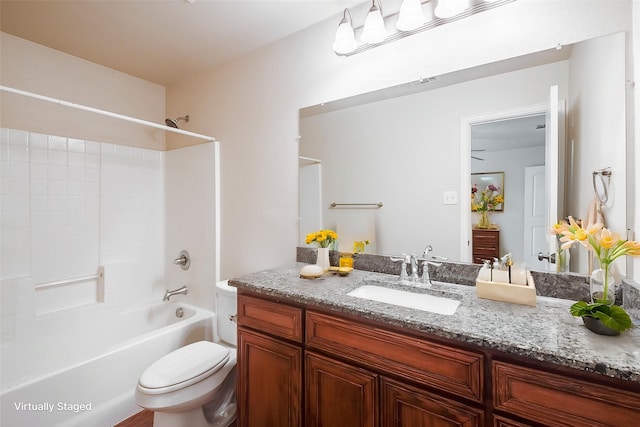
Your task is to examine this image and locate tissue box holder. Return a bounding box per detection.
[476,270,536,306]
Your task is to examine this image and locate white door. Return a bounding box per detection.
[523,166,547,270]
[532,84,566,271]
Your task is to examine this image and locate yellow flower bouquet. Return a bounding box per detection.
[552,216,640,333]
[471,183,504,212]
[305,229,338,249]
[471,184,503,228]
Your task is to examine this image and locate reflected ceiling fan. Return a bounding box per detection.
[472,149,485,161]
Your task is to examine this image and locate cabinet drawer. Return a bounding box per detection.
[493,361,640,426]
[382,377,484,427]
[306,310,483,402]
[473,235,498,245]
[238,295,303,342]
[473,229,499,241]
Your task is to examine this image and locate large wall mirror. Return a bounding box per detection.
[299,32,627,274]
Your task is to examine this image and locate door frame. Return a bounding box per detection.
[459,103,547,263]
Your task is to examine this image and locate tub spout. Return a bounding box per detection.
[163,285,188,302]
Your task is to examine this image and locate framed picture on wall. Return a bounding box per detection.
[471,172,505,211]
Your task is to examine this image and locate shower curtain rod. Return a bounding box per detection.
[0,85,216,142]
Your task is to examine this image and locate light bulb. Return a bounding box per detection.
[396,0,426,31]
[434,0,469,19]
[361,3,387,44]
[332,9,357,55]
[333,21,357,54]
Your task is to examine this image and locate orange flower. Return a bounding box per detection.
[599,228,620,249]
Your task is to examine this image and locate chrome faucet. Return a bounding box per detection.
[391,246,448,285]
[163,285,188,302]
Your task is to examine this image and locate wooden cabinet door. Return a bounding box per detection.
[237,328,302,427]
[493,361,640,427]
[306,351,378,427]
[381,377,484,427]
[492,415,534,427]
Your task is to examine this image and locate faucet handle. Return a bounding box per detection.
[390,254,411,263]
[173,250,190,270]
[390,254,411,281]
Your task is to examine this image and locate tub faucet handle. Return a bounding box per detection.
[173,250,190,270]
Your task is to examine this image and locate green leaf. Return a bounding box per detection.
[569,301,590,317]
[593,305,633,332]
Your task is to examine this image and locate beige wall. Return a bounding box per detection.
[0,32,166,150]
[166,0,635,280]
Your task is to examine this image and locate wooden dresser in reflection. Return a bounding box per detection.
[472,228,500,264]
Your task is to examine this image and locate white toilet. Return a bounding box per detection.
[135,281,238,427]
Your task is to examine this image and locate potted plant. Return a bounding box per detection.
[553,217,640,335]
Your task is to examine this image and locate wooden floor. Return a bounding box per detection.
[114,410,153,427]
[114,410,237,427]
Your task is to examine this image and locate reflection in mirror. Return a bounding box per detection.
[470,115,545,269]
[299,32,626,274]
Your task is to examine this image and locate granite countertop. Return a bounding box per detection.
[229,263,640,383]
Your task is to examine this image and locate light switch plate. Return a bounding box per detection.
[443,191,458,205]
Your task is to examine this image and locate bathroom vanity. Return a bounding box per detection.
[230,264,640,427]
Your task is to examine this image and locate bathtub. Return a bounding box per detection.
[1,302,215,427]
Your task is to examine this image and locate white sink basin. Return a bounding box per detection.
[347,284,461,315]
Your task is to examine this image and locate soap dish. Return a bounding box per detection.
[300,264,324,279]
[476,270,537,306]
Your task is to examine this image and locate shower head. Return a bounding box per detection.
[165,115,189,129]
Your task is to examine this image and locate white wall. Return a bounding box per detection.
[167,0,636,280]
[165,143,219,310]
[568,32,628,274]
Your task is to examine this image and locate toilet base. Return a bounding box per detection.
[153,406,236,427]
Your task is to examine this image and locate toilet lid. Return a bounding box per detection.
[139,341,230,389]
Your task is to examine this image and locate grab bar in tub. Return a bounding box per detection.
[35,266,104,290]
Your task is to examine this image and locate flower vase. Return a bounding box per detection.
[477,211,490,229]
[556,248,570,273]
[590,265,616,305]
[316,247,330,272]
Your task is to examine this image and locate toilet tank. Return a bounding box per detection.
[216,280,237,346]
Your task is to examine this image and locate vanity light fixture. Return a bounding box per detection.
[333,0,516,56]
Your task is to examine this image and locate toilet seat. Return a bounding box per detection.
[138,341,230,395]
